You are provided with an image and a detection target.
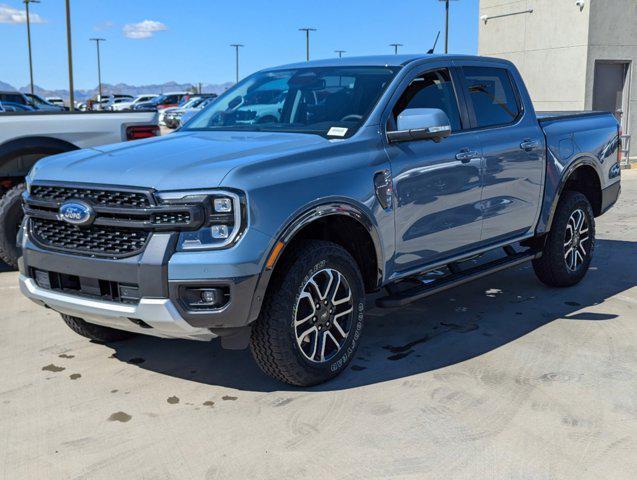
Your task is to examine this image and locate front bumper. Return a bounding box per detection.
[19,225,273,340]
[19,275,215,340]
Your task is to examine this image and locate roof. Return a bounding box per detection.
[268,54,490,70]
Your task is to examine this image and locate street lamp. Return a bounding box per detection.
[230,44,244,84]
[23,0,40,96]
[334,50,346,58]
[89,38,105,102]
[298,27,316,61]
[437,0,458,54]
[65,0,74,110]
[389,43,403,55]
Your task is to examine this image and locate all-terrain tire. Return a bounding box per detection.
[250,240,365,386]
[533,190,595,287]
[0,183,25,270]
[61,314,135,343]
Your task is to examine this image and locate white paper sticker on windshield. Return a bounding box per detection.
[327,127,348,137]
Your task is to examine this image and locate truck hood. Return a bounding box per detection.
[30,131,329,191]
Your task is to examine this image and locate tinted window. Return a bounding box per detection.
[463,67,520,128]
[393,70,462,132]
[0,93,26,105]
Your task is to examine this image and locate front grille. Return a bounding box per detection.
[30,185,152,208]
[30,218,149,257]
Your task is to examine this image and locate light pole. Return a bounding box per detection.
[334,50,346,58]
[65,0,75,110]
[23,0,40,96]
[389,43,403,55]
[90,38,105,101]
[230,44,243,84]
[438,0,458,54]
[298,27,316,61]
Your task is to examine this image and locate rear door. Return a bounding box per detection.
[460,64,544,243]
[384,66,484,273]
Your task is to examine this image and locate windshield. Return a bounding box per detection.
[183,66,399,138]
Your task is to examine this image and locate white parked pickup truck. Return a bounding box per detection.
[0,110,159,268]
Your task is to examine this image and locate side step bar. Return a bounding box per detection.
[376,250,539,308]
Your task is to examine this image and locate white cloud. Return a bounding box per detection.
[94,20,114,32]
[123,20,167,39]
[0,3,45,24]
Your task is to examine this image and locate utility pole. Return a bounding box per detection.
[389,43,403,55]
[230,44,243,84]
[90,38,105,101]
[438,0,458,54]
[23,0,40,96]
[298,28,316,61]
[65,0,75,110]
[334,50,346,58]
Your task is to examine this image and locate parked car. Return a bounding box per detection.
[45,97,65,108]
[0,91,30,106]
[133,92,190,112]
[163,95,218,129]
[0,101,36,112]
[24,93,65,111]
[18,55,621,386]
[0,110,159,268]
[110,94,159,111]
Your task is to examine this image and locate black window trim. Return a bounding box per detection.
[384,66,470,135]
[459,65,525,132]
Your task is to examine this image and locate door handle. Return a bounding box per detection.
[520,139,539,151]
[455,149,480,163]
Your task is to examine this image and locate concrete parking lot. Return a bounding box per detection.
[1,172,636,480]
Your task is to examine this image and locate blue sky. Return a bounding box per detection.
[1,0,479,89]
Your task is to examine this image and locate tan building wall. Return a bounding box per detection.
[479,0,637,158]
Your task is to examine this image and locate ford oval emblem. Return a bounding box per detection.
[59,201,95,226]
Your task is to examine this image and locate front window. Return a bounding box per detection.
[183,66,400,138]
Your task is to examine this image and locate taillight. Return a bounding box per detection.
[126,125,160,141]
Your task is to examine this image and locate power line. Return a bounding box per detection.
[389,43,403,55]
[230,44,244,84]
[298,27,316,61]
[23,0,40,96]
[89,38,106,102]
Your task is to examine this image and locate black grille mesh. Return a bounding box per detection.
[30,185,151,208]
[31,218,149,257]
[151,211,192,225]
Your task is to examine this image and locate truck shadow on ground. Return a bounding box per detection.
[107,238,637,392]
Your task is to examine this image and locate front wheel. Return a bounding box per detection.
[533,191,596,287]
[0,184,25,269]
[250,240,365,386]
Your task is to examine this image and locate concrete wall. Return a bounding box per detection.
[478,0,591,112]
[586,0,637,141]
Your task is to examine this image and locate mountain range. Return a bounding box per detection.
[0,80,233,102]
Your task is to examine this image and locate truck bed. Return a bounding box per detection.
[536,110,612,123]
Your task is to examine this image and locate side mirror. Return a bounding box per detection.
[387,108,452,143]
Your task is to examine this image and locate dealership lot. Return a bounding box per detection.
[1,171,636,479]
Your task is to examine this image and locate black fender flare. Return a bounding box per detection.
[247,201,385,322]
[544,155,603,233]
[0,136,79,177]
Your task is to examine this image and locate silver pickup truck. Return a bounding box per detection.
[0,110,159,267]
[18,55,621,386]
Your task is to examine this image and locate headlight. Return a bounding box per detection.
[156,190,245,250]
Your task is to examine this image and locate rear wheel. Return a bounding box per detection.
[250,240,365,386]
[61,314,135,343]
[533,191,595,287]
[0,183,25,269]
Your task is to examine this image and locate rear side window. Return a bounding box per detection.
[393,69,462,132]
[463,67,520,128]
[0,93,26,104]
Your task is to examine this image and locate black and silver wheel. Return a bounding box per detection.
[533,191,595,287]
[251,240,365,386]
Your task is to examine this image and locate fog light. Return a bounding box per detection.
[181,286,228,310]
[214,197,232,212]
[201,289,219,304]
[211,224,229,239]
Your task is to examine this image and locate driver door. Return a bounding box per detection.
[384,67,484,273]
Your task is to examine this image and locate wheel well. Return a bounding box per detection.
[563,165,602,216]
[276,215,380,293]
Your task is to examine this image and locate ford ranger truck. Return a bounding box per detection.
[18,55,621,386]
